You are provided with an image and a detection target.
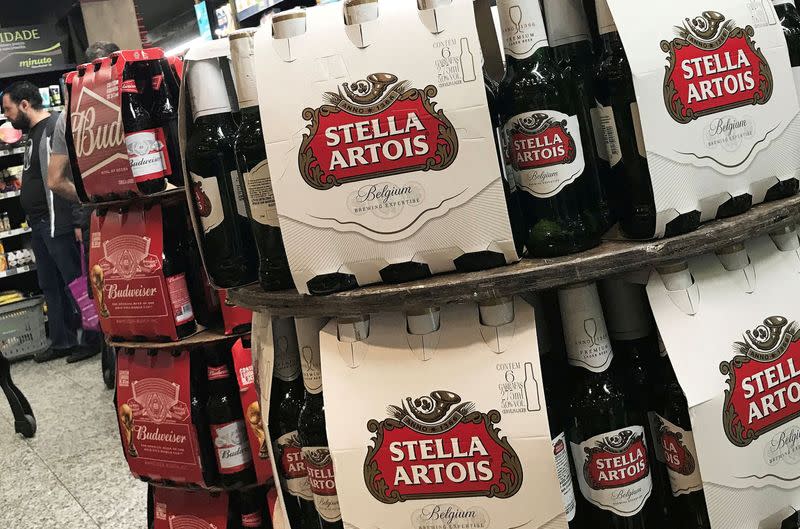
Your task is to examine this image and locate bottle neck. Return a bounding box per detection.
[498,0,552,69]
[559,283,615,374]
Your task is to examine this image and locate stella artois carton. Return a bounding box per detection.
[67,49,178,200]
[253,0,518,294]
[606,0,800,238]
[89,205,194,341]
[231,337,273,484]
[152,487,231,529]
[648,232,800,528]
[320,298,568,529]
[116,348,215,487]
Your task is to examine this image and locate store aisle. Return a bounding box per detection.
[0,356,147,529]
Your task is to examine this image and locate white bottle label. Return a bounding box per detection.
[303,446,342,523]
[552,432,577,521]
[275,430,313,500]
[272,318,301,382]
[558,284,614,372]
[297,318,324,395]
[590,105,622,167]
[503,110,586,198]
[190,172,224,235]
[631,102,647,158]
[125,130,165,182]
[231,170,248,218]
[211,420,253,473]
[497,0,549,60]
[571,425,653,517]
[654,414,704,497]
[243,160,280,227]
[544,0,590,47]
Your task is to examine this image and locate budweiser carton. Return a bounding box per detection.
[231,336,273,484]
[321,298,568,529]
[68,49,181,200]
[253,0,518,295]
[606,0,800,238]
[89,205,197,341]
[219,290,253,335]
[648,231,800,528]
[152,487,232,529]
[116,348,216,487]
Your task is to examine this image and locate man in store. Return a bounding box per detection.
[1,82,93,363]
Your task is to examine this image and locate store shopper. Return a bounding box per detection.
[1,82,98,363]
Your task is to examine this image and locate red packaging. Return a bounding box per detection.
[69,48,177,200]
[168,55,184,82]
[219,290,252,335]
[116,349,211,486]
[267,487,286,529]
[153,487,230,529]
[232,338,272,484]
[90,205,181,341]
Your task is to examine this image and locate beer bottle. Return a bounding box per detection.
[560,282,656,528]
[236,487,271,529]
[162,204,197,339]
[230,29,294,292]
[269,317,320,529]
[185,57,258,288]
[150,59,183,189]
[296,317,343,529]
[655,267,711,529]
[497,0,604,257]
[121,62,167,195]
[768,0,800,201]
[205,343,257,488]
[600,278,672,524]
[544,0,613,230]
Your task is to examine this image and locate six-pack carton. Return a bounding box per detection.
[151,487,231,529]
[254,0,518,294]
[321,298,568,529]
[607,0,800,238]
[648,231,800,528]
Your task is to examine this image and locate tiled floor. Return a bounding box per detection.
[0,355,147,529]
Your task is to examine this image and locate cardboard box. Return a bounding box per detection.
[68,49,182,200]
[648,232,800,528]
[607,0,800,238]
[254,0,518,294]
[116,348,215,487]
[152,487,231,529]
[320,298,568,529]
[89,204,198,341]
[231,336,273,484]
[219,289,253,335]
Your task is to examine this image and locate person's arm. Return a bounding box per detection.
[47,153,79,203]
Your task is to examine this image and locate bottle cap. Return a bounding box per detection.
[230,29,259,109]
[657,262,693,291]
[188,58,232,120]
[599,278,653,341]
[715,243,750,271]
[544,0,590,47]
[406,307,441,335]
[344,0,379,25]
[478,297,514,327]
[337,315,370,342]
[771,224,800,252]
[272,8,307,40]
[595,0,617,35]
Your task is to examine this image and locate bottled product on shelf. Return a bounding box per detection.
[230,29,293,292]
[150,58,184,188]
[236,487,271,529]
[162,204,198,340]
[497,0,605,257]
[185,54,258,289]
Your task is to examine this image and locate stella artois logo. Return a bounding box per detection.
[299,72,458,190]
[720,316,800,447]
[656,417,696,476]
[661,11,772,124]
[94,234,161,280]
[363,390,523,504]
[582,429,649,490]
[508,112,577,170]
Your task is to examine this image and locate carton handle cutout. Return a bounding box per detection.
[716,244,756,293]
[657,263,700,316]
[407,332,441,362]
[343,0,379,49]
[406,307,441,335]
[478,299,515,354]
[771,225,800,274]
[336,340,368,368]
[337,316,370,343]
[417,0,453,34]
[271,9,308,62]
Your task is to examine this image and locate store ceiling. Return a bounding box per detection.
[1,0,79,25]
[136,0,195,31]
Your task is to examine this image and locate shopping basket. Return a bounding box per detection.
[0,296,50,361]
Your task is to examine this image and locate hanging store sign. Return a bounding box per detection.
[0,25,65,78]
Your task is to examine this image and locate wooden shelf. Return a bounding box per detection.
[85,186,186,209]
[229,194,800,316]
[109,328,246,350]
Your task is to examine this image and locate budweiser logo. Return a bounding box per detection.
[134,425,189,444]
[581,429,650,490]
[71,86,126,171]
[661,11,773,124]
[299,72,458,190]
[720,316,800,447]
[363,390,523,504]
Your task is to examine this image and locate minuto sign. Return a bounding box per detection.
[0,25,65,77]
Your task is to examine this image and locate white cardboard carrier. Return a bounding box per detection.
[648,234,800,528]
[607,0,800,238]
[254,0,518,294]
[320,298,568,529]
